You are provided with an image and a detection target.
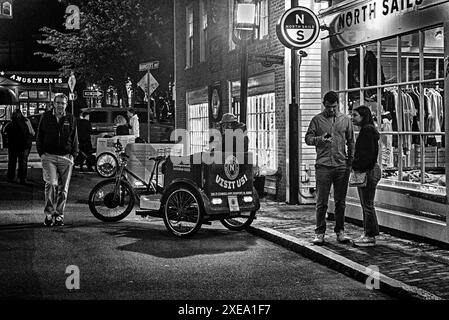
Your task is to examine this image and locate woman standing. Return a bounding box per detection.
[114,115,129,135]
[5,109,34,185]
[351,106,382,246]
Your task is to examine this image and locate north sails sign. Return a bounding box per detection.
[0,71,64,84]
[335,0,424,31]
[276,6,320,49]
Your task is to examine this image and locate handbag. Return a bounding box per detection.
[349,170,367,187]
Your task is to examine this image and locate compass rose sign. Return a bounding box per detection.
[276,6,320,49]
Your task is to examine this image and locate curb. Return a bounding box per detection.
[248,226,443,300]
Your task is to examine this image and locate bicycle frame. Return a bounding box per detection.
[113,153,165,198]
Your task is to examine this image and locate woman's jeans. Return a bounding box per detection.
[315,164,350,235]
[356,163,382,237]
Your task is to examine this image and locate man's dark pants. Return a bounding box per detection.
[7,148,30,182]
[315,164,350,235]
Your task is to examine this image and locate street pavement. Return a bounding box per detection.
[1,165,449,300]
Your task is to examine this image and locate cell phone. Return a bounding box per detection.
[324,133,332,138]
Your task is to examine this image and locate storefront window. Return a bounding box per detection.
[330,26,446,195]
[188,103,209,154]
[232,92,277,170]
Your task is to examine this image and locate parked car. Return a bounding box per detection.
[81,106,174,148]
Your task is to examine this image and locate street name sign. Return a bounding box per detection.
[139,60,160,71]
[83,90,103,98]
[249,54,284,67]
[276,7,320,49]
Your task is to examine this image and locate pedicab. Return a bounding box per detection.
[87,140,260,238]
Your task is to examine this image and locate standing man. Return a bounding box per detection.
[127,108,140,141]
[305,91,354,245]
[37,93,78,226]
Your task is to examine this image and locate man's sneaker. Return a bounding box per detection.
[336,231,351,243]
[43,214,53,227]
[352,235,376,247]
[312,233,325,245]
[54,216,64,226]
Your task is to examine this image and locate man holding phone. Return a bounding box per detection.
[305,91,355,245]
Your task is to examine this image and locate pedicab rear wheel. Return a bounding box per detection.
[88,178,135,222]
[220,210,256,231]
[162,186,203,238]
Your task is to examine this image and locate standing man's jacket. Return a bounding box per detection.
[305,111,354,167]
[36,110,79,157]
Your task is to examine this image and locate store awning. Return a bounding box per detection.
[0,86,17,105]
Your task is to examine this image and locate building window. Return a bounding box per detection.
[255,0,268,40]
[330,26,445,196]
[186,4,194,68]
[232,92,277,170]
[199,0,208,62]
[188,102,209,154]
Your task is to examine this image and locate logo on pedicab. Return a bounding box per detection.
[224,155,239,180]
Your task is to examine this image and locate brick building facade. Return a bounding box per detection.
[174,0,326,202]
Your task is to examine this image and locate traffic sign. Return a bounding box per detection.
[68,72,76,93]
[276,7,320,49]
[139,60,160,71]
[83,90,103,98]
[69,92,77,101]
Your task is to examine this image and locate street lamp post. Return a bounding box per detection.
[232,0,257,125]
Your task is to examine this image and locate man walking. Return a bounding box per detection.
[37,93,78,226]
[305,91,354,245]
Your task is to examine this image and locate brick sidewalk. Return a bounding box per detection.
[252,201,449,299]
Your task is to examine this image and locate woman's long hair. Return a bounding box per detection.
[114,115,127,126]
[353,105,374,127]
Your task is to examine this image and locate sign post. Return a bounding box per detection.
[139,60,159,143]
[276,6,320,204]
[68,72,76,114]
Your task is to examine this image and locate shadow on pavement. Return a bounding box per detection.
[103,224,258,259]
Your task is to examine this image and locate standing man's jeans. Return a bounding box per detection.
[41,153,74,218]
[315,164,350,235]
[357,163,382,237]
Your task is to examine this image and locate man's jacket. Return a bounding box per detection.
[305,111,354,167]
[36,110,79,157]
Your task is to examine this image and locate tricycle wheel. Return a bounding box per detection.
[88,178,135,222]
[96,152,117,178]
[162,186,203,238]
[220,211,256,231]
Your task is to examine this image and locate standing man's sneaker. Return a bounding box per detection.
[312,233,325,245]
[43,214,53,227]
[352,235,376,247]
[336,231,351,243]
[54,216,64,226]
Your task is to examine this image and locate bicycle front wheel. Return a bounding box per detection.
[88,178,135,222]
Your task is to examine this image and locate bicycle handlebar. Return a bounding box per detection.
[148,155,166,162]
